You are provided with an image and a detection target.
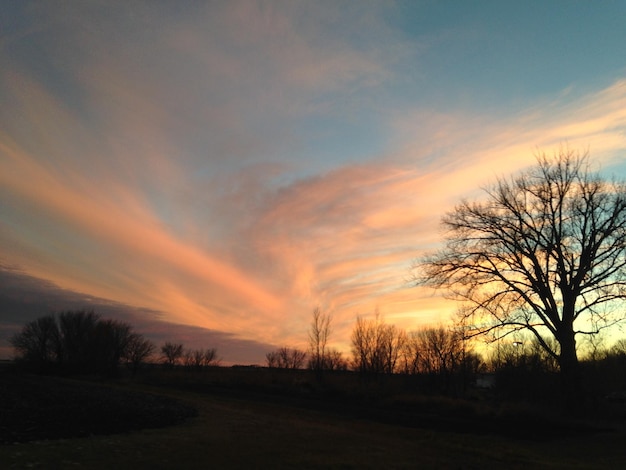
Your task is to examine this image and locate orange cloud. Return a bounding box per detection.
[0,73,285,338]
[239,79,626,347]
[2,6,626,360]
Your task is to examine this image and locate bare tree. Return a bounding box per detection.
[183,349,198,368]
[280,347,307,369]
[124,333,155,375]
[487,333,559,373]
[11,310,152,375]
[202,348,219,367]
[351,312,405,374]
[611,338,626,357]
[420,150,626,403]
[421,327,464,375]
[399,326,481,394]
[183,347,220,369]
[265,350,279,368]
[10,314,59,369]
[57,310,100,371]
[402,326,465,376]
[266,347,307,369]
[308,308,332,374]
[308,348,349,371]
[91,319,133,374]
[161,342,184,367]
[398,331,421,375]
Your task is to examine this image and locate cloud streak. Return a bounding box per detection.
[1,2,626,361]
[0,263,274,364]
[2,74,626,356]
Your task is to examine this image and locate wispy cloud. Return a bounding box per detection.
[239,78,626,346]
[0,263,274,364]
[2,2,626,361]
[2,75,626,355]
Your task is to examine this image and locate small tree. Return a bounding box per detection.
[10,314,59,370]
[610,338,626,357]
[266,350,279,368]
[202,348,219,367]
[308,308,332,374]
[266,347,307,369]
[416,327,464,375]
[161,342,184,367]
[183,347,219,369]
[351,312,405,374]
[308,348,348,371]
[124,333,155,376]
[399,326,480,394]
[326,349,349,371]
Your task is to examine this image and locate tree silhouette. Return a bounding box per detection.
[201,347,219,367]
[10,314,59,371]
[308,348,348,371]
[124,333,155,375]
[265,347,307,369]
[183,347,219,369]
[11,310,151,375]
[161,342,184,367]
[400,326,466,376]
[57,310,100,371]
[421,149,626,405]
[350,312,405,375]
[308,308,332,376]
[91,319,133,374]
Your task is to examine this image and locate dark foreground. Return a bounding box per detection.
[0,374,197,444]
[2,369,626,469]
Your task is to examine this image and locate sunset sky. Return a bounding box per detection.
[1,1,626,364]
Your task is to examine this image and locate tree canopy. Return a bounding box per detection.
[420,149,626,399]
[10,310,154,375]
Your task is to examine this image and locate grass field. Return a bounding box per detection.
[2,369,626,469]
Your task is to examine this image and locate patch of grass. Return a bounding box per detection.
[2,370,626,468]
[0,373,197,444]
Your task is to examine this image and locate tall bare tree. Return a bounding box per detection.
[308,308,332,373]
[420,150,626,403]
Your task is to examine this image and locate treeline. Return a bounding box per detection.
[9,310,220,376]
[160,341,219,369]
[265,312,480,394]
[264,309,626,399]
[12,309,626,400]
[10,310,154,375]
[267,311,477,374]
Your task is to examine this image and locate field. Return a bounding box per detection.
[2,367,626,469]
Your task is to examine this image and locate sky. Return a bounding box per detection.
[1,1,626,364]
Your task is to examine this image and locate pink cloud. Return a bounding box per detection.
[2,2,626,360]
[237,79,626,346]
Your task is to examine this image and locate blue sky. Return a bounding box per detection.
[1,1,625,363]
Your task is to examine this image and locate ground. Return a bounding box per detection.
[2,368,626,469]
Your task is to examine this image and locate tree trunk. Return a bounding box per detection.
[558,330,583,412]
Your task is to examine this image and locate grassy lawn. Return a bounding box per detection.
[2,372,626,469]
